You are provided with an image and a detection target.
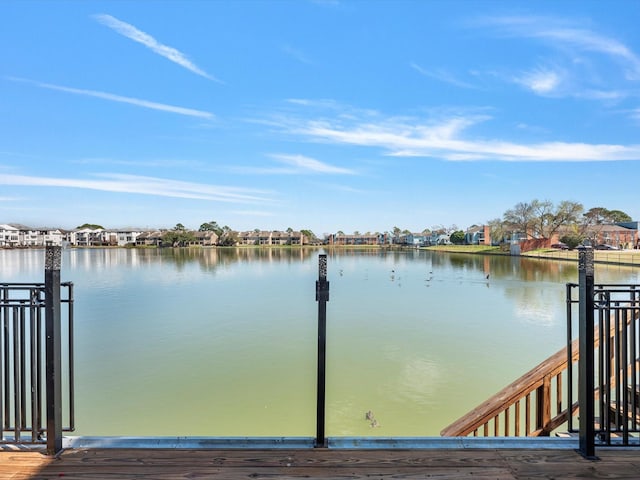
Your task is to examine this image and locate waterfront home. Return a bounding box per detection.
[190,230,219,246]
[69,228,105,246]
[238,230,306,246]
[0,224,19,247]
[326,233,381,246]
[464,225,490,245]
[135,231,164,247]
[102,229,145,247]
[0,224,64,247]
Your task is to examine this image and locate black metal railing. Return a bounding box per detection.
[1,248,74,454]
[567,247,640,456]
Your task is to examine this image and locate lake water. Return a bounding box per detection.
[2,247,639,437]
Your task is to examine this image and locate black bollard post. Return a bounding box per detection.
[577,246,596,459]
[315,254,329,448]
[45,246,63,455]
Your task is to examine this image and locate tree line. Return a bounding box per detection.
[486,200,632,248]
[117,201,632,248]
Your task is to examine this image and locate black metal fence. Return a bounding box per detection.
[1,247,74,454]
[567,247,640,456]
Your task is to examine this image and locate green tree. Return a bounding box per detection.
[449,230,465,245]
[162,226,195,247]
[199,221,223,236]
[583,207,631,225]
[300,229,316,241]
[504,199,583,239]
[560,234,584,249]
[218,226,238,246]
[607,209,632,223]
[76,223,104,229]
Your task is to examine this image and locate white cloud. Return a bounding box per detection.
[276,110,640,162]
[515,68,562,95]
[9,77,213,118]
[532,27,640,80]
[475,16,640,101]
[410,63,476,89]
[270,154,355,174]
[226,153,356,175]
[0,173,271,204]
[93,14,222,83]
[282,44,313,65]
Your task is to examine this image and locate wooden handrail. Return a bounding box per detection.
[440,338,579,436]
[441,311,637,437]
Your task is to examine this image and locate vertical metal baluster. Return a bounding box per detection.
[0,285,5,436]
[13,306,20,442]
[30,289,39,442]
[19,304,27,432]
[67,283,75,432]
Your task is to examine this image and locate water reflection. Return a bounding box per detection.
[1,247,638,437]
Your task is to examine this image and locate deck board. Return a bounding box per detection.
[2,448,640,479]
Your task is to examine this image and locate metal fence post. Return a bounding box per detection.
[315,254,329,448]
[44,246,63,455]
[577,246,596,459]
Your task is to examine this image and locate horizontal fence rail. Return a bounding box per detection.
[0,281,74,446]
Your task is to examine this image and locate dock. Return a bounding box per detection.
[3,446,640,479]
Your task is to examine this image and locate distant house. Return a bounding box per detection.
[585,223,637,249]
[101,229,144,246]
[0,224,19,247]
[430,229,451,245]
[401,233,430,247]
[327,233,380,246]
[191,231,218,246]
[135,231,164,247]
[464,225,489,245]
[69,228,105,246]
[0,224,64,247]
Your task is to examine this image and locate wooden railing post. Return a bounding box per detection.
[535,375,552,435]
[45,246,63,455]
[578,246,596,459]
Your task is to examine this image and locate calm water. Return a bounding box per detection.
[2,247,639,437]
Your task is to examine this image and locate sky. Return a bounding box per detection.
[1,0,640,236]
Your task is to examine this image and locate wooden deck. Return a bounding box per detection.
[3,447,640,479]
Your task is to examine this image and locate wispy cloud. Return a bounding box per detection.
[0,173,272,204]
[274,108,640,162]
[282,44,313,65]
[410,63,476,89]
[270,154,355,174]
[228,153,356,175]
[73,157,206,169]
[8,77,213,119]
[514,67,562,95]
[475,16,640,97]
[93,13,222,83]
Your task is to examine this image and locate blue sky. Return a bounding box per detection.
[2,1,640,235]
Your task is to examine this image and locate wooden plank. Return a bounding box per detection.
[2,448,640,480]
